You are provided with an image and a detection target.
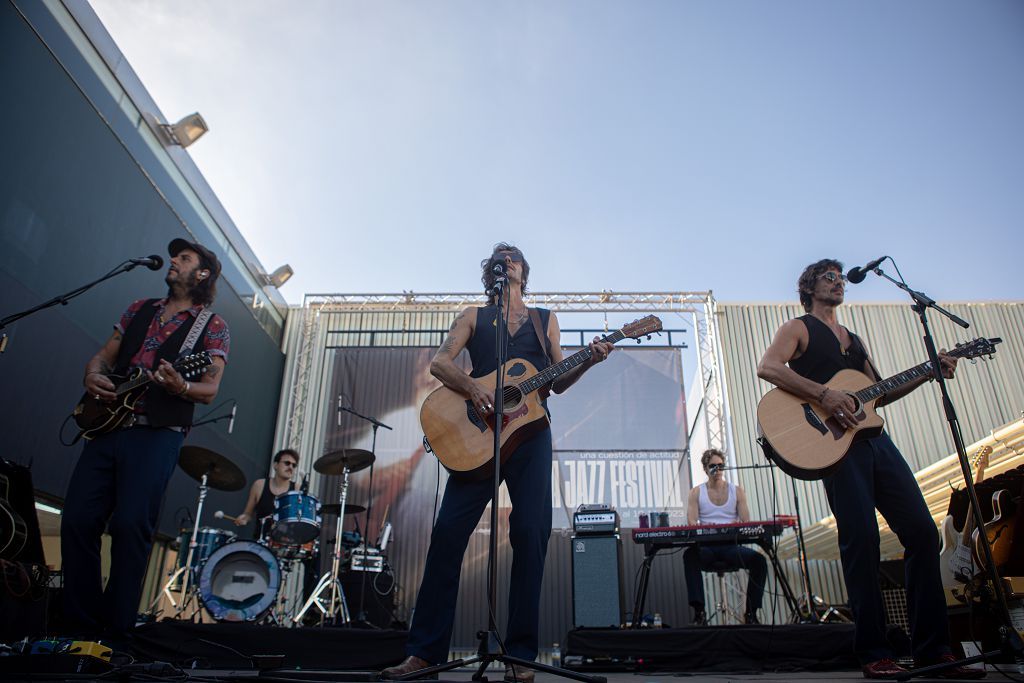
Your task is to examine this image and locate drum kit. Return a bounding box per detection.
[152,445,387,626]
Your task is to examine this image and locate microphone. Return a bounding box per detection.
[228,404,237,434]
[491,260,507,277]
[130,255,164,270]
[846,256,887,284]
[300,473,309,495]
[708,464,725,474]
[214,510,240,523]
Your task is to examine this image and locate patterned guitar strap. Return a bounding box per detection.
[179,308,214,358]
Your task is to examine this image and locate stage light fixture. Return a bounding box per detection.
[159,112,209,148]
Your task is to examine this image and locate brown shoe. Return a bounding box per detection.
[913,653,986,679]
[504,664,536,683]
[381,656,433,680]
[862,658,908,679]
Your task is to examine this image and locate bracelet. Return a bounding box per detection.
[176,381,190,397]
[817,387,829,403]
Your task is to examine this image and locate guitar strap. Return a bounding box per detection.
[528,308,551,367]
[179,308,214,357]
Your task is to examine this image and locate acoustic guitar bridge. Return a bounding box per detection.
[801,403,828,436]
[465,400,487,433]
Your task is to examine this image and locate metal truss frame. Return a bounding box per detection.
[280,290,730,455]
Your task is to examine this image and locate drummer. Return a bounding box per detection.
[234,448,300,537]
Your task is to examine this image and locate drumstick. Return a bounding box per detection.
[214,510,241,523]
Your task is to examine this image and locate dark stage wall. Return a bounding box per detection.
[0,1,285,539]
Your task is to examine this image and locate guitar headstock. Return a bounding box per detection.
[971,445,992,478]
[174,351,213,379]
[621,315,663,342]
[950,337,1001,361]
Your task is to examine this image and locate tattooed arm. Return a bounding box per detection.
[430,306,495,414]
[83,330,123,401]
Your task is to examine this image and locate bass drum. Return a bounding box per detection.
[198,540,280,622]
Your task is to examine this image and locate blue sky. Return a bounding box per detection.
[90,0,1023,306]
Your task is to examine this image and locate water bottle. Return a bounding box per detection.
[653,612,662,628]
[551,643,561,668]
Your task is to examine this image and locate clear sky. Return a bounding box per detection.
[89,0,1023,307]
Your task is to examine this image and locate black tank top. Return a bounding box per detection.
[253,479,295,538]
[788,314,870,384]
[466,306,551,376]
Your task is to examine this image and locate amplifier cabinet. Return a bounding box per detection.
[570,534,623,628]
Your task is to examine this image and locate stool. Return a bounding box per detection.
[706,559,745,625]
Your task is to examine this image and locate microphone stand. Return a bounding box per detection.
[337,403,391,627]
[398,273,604,683]
[0,259,151,354]
[865,264,1022,680]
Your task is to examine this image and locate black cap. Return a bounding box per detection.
[168,238,221,279]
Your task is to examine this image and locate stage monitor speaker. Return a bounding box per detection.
[571,534,623,628]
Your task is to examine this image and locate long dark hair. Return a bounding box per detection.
[481,243,530,305]
[797,258,843,312]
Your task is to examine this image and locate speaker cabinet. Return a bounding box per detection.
[571,534,623,628]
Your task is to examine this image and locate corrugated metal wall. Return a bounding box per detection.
[717,301,1024,608]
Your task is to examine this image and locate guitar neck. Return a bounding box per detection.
[116,372,151,397]
[517,329,626,395]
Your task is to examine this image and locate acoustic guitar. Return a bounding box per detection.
[420,315,663,479]
[71,351,212,442]
[757,337,1001,480]
[937,446,990,588]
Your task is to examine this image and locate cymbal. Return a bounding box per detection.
[320,503,367,516]
[178,446,246,491]
[314,449,375,475]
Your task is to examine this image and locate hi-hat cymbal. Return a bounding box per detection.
[178,446,246,491]
[320,503,367,516]
[314,449,375,475]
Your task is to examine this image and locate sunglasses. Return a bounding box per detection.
[819,271,846,283]
[495,252,523,263]
[280,461,297,468]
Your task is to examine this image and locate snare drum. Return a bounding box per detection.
[271,491,321,544]
[198,540,280,622]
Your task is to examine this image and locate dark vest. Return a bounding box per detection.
[788,314,870,384]
[115,299,212,428]
[466,306,552,377]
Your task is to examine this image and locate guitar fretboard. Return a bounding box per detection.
[853,361,935,403]
[517,329,627,395]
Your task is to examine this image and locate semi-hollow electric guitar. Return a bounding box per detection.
[0,473,27,560]
[71,351,212,442]
[757,337,1001,480]
[973,488,1018,572]
[420,315,663,479]
[938,446,990,588]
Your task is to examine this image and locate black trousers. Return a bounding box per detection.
[823,432,950,664]
[405,427,552,664]
[61,426,183,636]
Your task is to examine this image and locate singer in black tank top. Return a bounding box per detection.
[384,244,616,677]
[756,260,974,678]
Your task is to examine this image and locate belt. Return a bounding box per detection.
[126,415,186,433]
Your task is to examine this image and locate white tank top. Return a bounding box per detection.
[698,482,738,525]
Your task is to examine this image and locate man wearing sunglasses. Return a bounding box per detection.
[235,448,301,535]
[383,243,615,683]
[757,259,981,680]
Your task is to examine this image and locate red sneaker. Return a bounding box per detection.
[913,653,986,679]
[862,658,909,679]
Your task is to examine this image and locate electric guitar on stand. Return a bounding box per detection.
[757,337,1001,480]
[938,446,991,588]
[420,315,662,479]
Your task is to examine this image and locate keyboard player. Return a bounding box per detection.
[684,448,768,625]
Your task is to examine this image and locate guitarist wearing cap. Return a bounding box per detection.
[383,243,615,683]
[62,239,229,643]
[757,259,982,680]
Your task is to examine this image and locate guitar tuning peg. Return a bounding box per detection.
[635,338,641,344]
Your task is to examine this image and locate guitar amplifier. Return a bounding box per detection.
[573,504,619,535]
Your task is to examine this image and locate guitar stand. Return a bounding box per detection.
[864,264,1022,680]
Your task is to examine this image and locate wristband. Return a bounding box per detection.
[176,381,190,397]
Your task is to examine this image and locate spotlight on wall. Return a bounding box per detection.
[265,264,294,288]
[159,113,209,148]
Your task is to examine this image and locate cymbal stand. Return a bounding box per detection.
[153,472,209,617]
[293,466,352,625]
